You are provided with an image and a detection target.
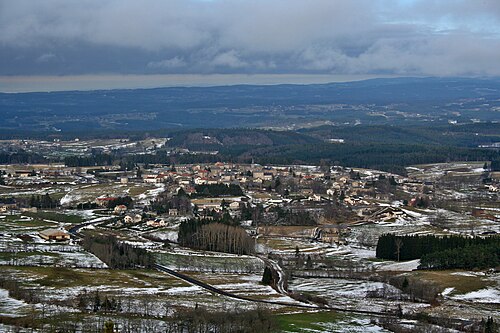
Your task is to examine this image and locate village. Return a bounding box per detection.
[0,155,499,332]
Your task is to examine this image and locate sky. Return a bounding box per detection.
[1,0,500,91]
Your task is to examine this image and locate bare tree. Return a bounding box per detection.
[395,238,403,262]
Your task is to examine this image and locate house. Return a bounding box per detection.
[146,218,166,227]
[371,206,412,221]
[15,170,32,178]
[229,201,242,210]
[472,208,498,221]
[39,229,70,241]
[20,207,38,213]
[486,185,498,192]
[114,205,128,214]
[253,171,265,180]
[0,203,17,212]
[124,214,142,224]
[143,174,166,184]
[95,197,117,207]
[168,208,179,216]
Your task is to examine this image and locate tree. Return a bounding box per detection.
[305,255,313,269]
[93,291,100,312]
[103,321,115,333]
[402,277,409,291]
[485,317,498,333]
[395,238,403,262]
[262,266,272,285]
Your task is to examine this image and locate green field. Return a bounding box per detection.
[23,211,85,224]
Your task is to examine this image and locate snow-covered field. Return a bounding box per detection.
[0,250,107,268]
[155,246,265,273]
[288,276,430,315]
[451,288,500,304]
[0,289,32,317]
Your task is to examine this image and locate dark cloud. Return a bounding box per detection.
[1,0,499,76]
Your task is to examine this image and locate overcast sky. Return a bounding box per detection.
[1,0,500,90]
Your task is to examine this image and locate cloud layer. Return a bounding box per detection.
[1,0,500,76]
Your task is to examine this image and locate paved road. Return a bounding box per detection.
[258,255,288,294]
[68,215,114,238]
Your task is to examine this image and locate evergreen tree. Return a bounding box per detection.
[262,266,272,285]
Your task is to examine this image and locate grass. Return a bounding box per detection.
[408,270,494,295]
[24,211,85,224]
[4,266,189,289]
[155,251,263,273]
[0,214,57,232]
[0,251,59,261]
[128,186,150,196]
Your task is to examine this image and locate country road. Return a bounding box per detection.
[154,263,398,317]
[257,255,288,294]
[68,215,115,237]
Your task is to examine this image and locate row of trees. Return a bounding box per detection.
[107,196,133,209]
[64,154,113,167]
[178,218,254,255]
[376,234,500,261]
[491,160,500,171]
[194,223,254,255]
[419,243,500,270]
[172,307,276,333]
[0,151,46,165]
[29,194,59,209]
[193,184,244,197]
[82,234,154,269]
[77,290,122,313]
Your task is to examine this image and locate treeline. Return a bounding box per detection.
[77,290,122,313]
[29,194,59,209]
[193,183,243,197]
[492,160,500,171]
[0,151,46,164]
[107,196,133,209]
[376,233,500,260]
[420,243,500,270]
[240,143,499,175]
[122,151,221,166]
[172,307,276,333]
[64,154,113,167]
[82,234,154,269]
[178,218,254,255]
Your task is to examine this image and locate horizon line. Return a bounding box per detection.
[1,73,413,93]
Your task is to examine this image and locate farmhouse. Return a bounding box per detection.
[114,205,128,214]
[39,228,70,241]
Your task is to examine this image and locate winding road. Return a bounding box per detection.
[154,263,398,317]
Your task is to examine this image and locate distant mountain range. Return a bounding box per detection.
[1,77,499,132]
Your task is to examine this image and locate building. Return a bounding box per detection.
[0,203,17,212]
[95,197,117,207]
[114,205,128,214]
[124,214,142,224]
[39,229,70,241]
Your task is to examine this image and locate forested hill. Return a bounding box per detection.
[1,77,500,131]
